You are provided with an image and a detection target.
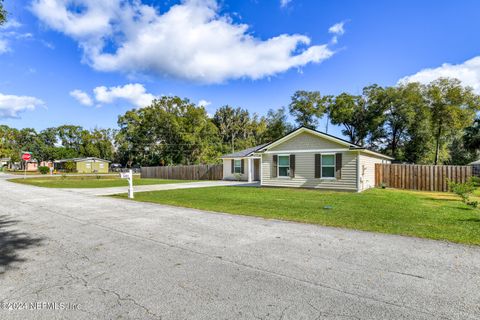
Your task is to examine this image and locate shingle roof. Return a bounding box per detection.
[220,143,270,158]
[54,157,111,163]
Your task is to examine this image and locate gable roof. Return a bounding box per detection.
[259,126,359,151]
[220,143,269,158]
[257,127,393,160]
[219,127,394,160]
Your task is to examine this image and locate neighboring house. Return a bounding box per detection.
[469,159,480,177]
[39,160,54,168]
[54,157,110,173]
[26,160,38,172]
[221,127,393,192]
[0,157,10,168]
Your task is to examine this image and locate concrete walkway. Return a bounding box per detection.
[61,180,257,196]
[0,175,479,319]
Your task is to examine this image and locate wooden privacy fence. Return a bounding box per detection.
[375,164,472,192]
[141,164,223,180]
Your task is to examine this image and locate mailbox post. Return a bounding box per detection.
[120,169,134,199]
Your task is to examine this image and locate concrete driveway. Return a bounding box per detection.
[0,174,479,319]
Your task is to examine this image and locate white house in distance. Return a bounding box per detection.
[221,127,393,192]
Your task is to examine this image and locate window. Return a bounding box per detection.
[234,159,242,174]
[85,163,91,168]
[321,154,335,178]
[278,155,290,177]
[99,163,104,169]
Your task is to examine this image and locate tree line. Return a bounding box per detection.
[1,77,480,167]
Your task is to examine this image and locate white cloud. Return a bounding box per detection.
[0,93,44,118]
[280,0,292,8]
[0,39,9,54]
[328,22,345,35]
[0,19,22,30]
[0,18,34,54]
[198,99,211,107]
[399,56,480,94]
[70,89,93,106]
[31,0,335,83]
[93,83,156,108]
[328,21,347,45]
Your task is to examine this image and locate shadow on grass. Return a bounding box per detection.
[425,197,458,202]
[0,215,44,274]
[458,217,480,223]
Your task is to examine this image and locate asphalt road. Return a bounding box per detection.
[0,174,479,319]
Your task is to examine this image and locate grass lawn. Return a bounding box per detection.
[114,187,480,245]
[8,175,192,188]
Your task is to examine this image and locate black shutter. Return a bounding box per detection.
[231,159,234,173]
[272,155,278,178]
[315,154,321,178]
[335,153,342,179]
[290,154,295,178]
[241,159,245,174]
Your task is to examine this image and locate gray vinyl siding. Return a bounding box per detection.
[269,131,346,151]
[223,158,250,181]
[359,153,391,191]
[261,152,358,191]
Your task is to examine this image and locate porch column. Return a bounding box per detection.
[248,158,253,183]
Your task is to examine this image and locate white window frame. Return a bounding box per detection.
[234,159,242,174]
[277,154,290,178]
[321,153,336,179]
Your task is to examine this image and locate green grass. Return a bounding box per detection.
[8,176,192,188]
[114,187,480,245]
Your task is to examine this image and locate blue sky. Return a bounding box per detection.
[1,0,479,139]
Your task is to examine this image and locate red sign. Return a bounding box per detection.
[22,153,32,161]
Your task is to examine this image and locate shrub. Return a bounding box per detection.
[470,176,480,187]
[64,161,76,173]
[448,178,477,208]
[38,166,50,174]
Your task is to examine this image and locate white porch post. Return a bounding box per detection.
[248,158,253,183]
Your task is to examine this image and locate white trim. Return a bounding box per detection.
[261,127,354,151]
[356,151,361,192]
[260,154,264,186]
[233,159,242,174]
[222,156,262,159]
[277,154,290,178]
[247,158,253,183]
[357,149,394,160]
[320,153,336,179]
[264,148,350,154]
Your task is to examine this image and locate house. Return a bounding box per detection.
[54,157,110,173]
[221,127,393,192]
[0,157,10,168]
[26,159,38,172]
[39,160,54,168]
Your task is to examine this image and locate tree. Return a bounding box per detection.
[447,135,476,165]
[426,78,480,164]
[262,107,293,143]
[463,118,480,153]
[329,95,369,145]
[403,94,433,164]
[0,0,6,25]
[369,83,425,159]
[213,106,251,153]
[288,91,325,129]
[117,96,221,166]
